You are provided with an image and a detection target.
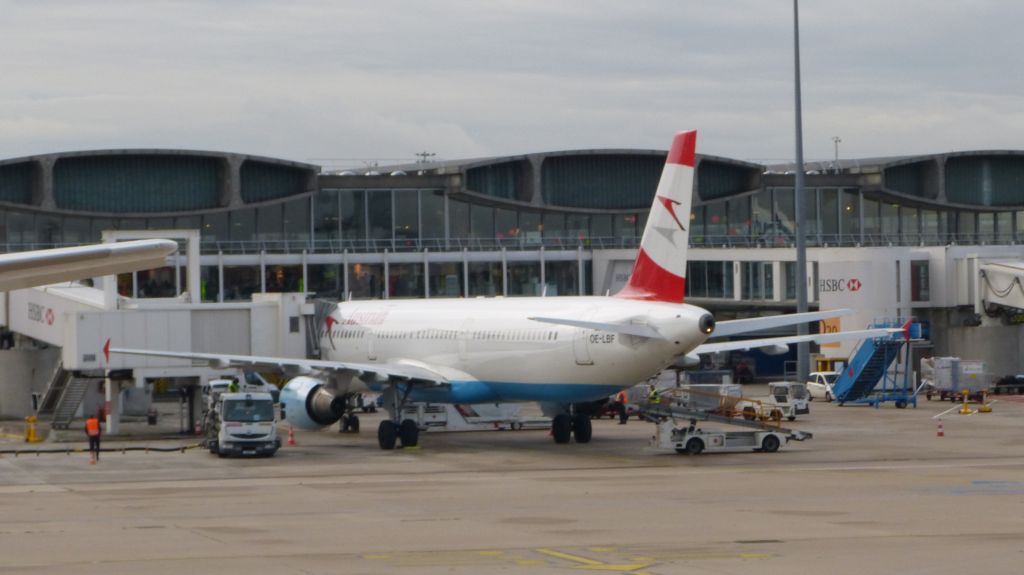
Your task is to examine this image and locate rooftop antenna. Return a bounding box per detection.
[415,151,436,164]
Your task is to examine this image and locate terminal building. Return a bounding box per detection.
[1,145,1024,419]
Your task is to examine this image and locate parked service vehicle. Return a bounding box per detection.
[652,419,789,454]
[806,371,838,402]
[204,373,280,404]
[760,382,810,421]
[992,374,1024,395]
[206,392,280,457]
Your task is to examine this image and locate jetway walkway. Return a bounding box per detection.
[1,230,316,431]
[979,261,1024,314]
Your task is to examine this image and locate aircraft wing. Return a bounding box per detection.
[692,327,898,355]
[108,345,449,386]
[0,239,178,291]
[712,309,854,337]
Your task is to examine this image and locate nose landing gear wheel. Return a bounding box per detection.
[399,419,419,447]
[571,414,592,443]
[551,414,572,444]
[378,420,398,450]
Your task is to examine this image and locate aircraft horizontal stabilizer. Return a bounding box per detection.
[692,327,896,355]
[712,309,854,338]
[527,317,664,339]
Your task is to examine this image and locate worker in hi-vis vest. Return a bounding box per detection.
[614,390,629,424]
[85,415,102,464]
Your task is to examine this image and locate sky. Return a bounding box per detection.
[2,0,1022,168]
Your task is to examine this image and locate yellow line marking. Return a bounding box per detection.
[478,550,503,556]
[536,548,653,571]
[589,547,616,553]
[516,559,547,566]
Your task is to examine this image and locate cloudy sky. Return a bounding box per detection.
[2,0,1022,168]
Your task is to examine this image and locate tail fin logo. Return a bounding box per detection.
[657,196,686,232]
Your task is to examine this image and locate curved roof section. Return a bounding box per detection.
[451,149,763,211]
[0,149,318,214]
[880,151,1024,208]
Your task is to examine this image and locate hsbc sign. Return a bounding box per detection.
[27,302,54,325]
[819,278,863,293]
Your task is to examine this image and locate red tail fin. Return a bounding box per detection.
[616,130,696,303]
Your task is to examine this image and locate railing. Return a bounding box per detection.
[0,231,1016,256]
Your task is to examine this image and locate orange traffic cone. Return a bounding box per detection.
[936,419,944,437]
[287,425,296,446]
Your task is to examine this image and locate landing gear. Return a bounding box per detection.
[572,413,592,443]
[378,420,398,450]
[378,384,421,450]
[339,414,360,433]
[399,419,419,447]
[552,414,572,444]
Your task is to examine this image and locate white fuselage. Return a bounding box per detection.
[321,296,712,404]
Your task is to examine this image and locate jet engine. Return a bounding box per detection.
[279,376,345,429]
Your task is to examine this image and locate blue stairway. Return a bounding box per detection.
[832,320,922,406]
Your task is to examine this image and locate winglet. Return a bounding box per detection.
[616,130,696,303]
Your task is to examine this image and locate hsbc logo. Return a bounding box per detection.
[27,303,55,326]
[819,278,863,293]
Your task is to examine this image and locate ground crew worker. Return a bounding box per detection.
[614,390,629,424]
[647,384,660,404]
[84,415,101,464]
[228,380,239,393]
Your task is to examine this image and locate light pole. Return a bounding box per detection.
[793,0,809,382]
[832,136,842,174]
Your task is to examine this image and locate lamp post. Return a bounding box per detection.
[793,0,809,383]
[832,136,842,174]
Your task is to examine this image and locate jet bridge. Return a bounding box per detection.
[2,230,315,432]
[978,261,1024,315]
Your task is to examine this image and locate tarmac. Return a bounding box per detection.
[2,391,1023,574]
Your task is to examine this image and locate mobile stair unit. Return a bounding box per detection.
[640,391,813,455]
[832,319,923,408]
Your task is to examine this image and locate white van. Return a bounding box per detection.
[207,392,280,457]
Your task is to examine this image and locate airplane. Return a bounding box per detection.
[111,131,894,450]
[0,239,178,291]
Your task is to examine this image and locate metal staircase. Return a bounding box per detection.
[832,319,922,408]
[36,363,91,429]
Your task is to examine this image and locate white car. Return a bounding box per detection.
[807,371,839,402]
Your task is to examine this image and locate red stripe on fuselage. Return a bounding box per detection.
[666,130,696,167]
[616,248,686,303]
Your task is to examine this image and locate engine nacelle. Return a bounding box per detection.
[279,376,345,430]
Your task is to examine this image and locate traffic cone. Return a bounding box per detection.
[936,419,944,437]
[287,425,296,446]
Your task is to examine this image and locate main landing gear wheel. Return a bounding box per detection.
[378,420,398,450]
[399,419,419,447]
[551,414,572,444]
[761,434,781,453]
[571,413,592,444]
[340,414,361,433]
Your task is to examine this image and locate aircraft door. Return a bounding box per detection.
[573,310,594,366]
